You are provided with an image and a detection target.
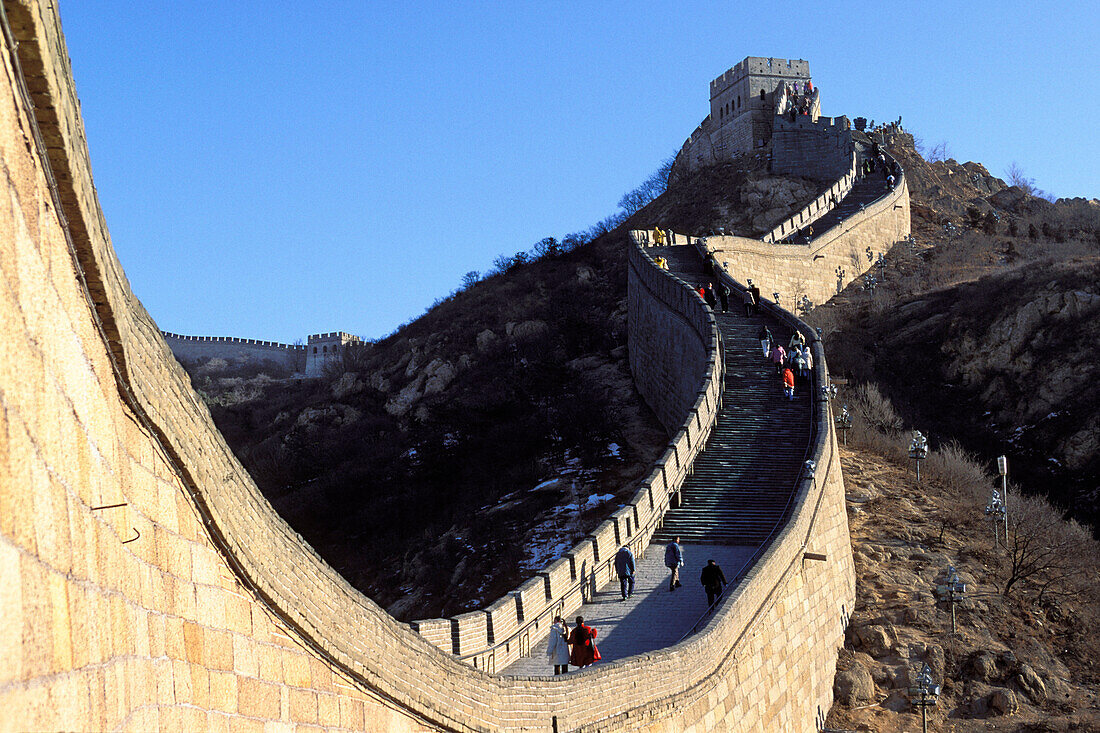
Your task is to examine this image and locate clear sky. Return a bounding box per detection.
[60,1,1098,343]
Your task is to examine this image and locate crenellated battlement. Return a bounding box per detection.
[710,56,810,95]
[161,330,305,349]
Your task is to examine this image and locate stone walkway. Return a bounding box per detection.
[501,543,755,676]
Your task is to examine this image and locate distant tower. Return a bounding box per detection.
[672,57,826,178]
[305,332,362,377]
[708,57,812,153]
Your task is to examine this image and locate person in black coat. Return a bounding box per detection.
[700,559,728,606]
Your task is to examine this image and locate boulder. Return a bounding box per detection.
[1014,664,1047,703]
[834,665,876,706]
[476,329,498,353]
[422,359,456,395]
[331,372,363,399]
[970,652,999,683]
[989,688,1019,715]
[855,624,894,658]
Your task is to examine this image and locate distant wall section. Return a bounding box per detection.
[162,332,305,372]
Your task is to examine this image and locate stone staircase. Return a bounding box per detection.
[789,173,890,241]
[645,245,812,546]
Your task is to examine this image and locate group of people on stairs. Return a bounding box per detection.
[545,539,729,673]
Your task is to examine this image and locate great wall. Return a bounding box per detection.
[0,1,909,728]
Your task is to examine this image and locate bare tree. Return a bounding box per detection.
[1002,494,1097,603]
[617,155,675,215]
[926,140,951,162]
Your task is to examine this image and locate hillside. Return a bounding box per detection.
[804,133,1100,533]
[182,156,825,621]
[826,430,1100,730]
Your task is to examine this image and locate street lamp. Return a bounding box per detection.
[835,404,852,446]
[835,266,846,295]
[864,275,877,296]
[985,488,1007,548]
[908,663,941,733]
[866,246,874,263]
[877,252,887,280]
[773,291,781,306]
[909,430,929,483]
[935,565,967,633]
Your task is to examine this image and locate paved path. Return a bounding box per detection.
[501,543,755,676]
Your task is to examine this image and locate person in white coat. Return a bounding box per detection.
[547,616,570,674]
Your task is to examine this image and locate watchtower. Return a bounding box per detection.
[306,332,362,377]
[709,57,811,152]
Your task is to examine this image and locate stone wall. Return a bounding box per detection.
[704,171,911,310]
[409,243,725,672]
[162,332,305,372]
[771,114,855,182]
[0,3,861,729]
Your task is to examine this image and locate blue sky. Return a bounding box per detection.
[61,2,1098,343]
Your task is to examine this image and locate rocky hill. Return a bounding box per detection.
[805,133,1100,533]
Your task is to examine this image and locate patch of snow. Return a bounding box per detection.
[531,478,562,491]
[585,493,615,507]
[607,442,621,458]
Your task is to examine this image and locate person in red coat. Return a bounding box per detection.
[568,616,601,668]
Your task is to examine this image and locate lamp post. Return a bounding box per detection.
[864,275,877,296]
[908,663,941,733]
[935,565,967,633]
[985,488,1007,548]
[773,291,781,306]
[866,246,874,264]
[835,266,846,295]
[835,404,852,446]
[909,430,929,483]
[997,455,1009,537]
[877,252,887,280]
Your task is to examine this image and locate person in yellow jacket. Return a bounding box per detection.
[653,227,665,245]
[653,256,668,270]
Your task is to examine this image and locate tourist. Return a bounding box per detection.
[703,282,717,310]
[664,537,684,591]
[700,559,728,606]
[801,346,813,382]
[568,617,600,668]
[653,256,668,270]
[788,331,805,352]
[783,367,796,400]
[614,545,636,600]
[717,281,730,312]
[769,343,786,376]
[742,288,755,317]
[749,282,762,313]
[653,227,665,245]
[792,346,807,384]
[886,173,895,191]
[547,616,570,675]
[758,325,773,358]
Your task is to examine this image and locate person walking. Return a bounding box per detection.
[664,537,684,591]
[758,325,773,358]
[749,282,762,314]
[769,342,786,376]
[653,227,665,245]
[568,617,600,668]
[703,282,717,310]
[742,288,755,317]
[717,281,730,312]
[546,616,570,675]
[700,559,728,606]
[800,346,813,382]
[614,545,636,600]
[783,366,796,400]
